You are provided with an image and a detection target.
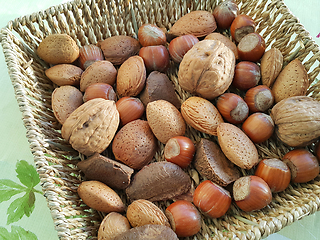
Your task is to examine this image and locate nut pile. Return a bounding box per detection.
[36,0,320,239]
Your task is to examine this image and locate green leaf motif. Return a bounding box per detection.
[6,193,35,225]
[0,226,38,240]
[25,192,35,218]
[11,226,38,240]
[0,160,42,224]
[0,227,10,240]
[15,160,40,189]
[0,179,25,203]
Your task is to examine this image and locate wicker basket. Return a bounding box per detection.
[1,0,320,239]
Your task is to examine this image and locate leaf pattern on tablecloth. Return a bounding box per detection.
[0,160,41,239]
[0,225,37,240]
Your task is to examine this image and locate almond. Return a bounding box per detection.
[260,48,283,87]
[98,35,141,65]
[272,59,309,103]
[146,100,186,144]
[116,56,146,97]
[217,123,259,169]
[181,96,224,136]
[169,10,217,37]
[51,85,83,125]
[45,64,83,86]
[112,119,157,170]
[98,212,131,240]
[77,180,125,213]
[37,33,79,64]
[126,199,170,228]
[80,60,117,92]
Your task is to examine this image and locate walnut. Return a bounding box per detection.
[270,96,320,147]
[61,98,119,156]
[178,40,235,100]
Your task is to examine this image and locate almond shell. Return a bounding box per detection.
[272,58,309,103]
[169,10,217,37]
[217,123,259,169]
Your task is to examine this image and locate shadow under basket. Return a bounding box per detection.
[1,0,320,239]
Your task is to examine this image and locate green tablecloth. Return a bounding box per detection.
[0,1,319,239]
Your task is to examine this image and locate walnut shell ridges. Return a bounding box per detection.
[270,96,320,147]
[61,98,119,156]
[178,40,235,100]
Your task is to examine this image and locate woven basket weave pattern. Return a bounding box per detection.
[1,0,320,239]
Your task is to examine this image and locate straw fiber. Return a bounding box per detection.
[1,0,320,239]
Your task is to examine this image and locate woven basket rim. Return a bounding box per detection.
[1,0,320,239]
